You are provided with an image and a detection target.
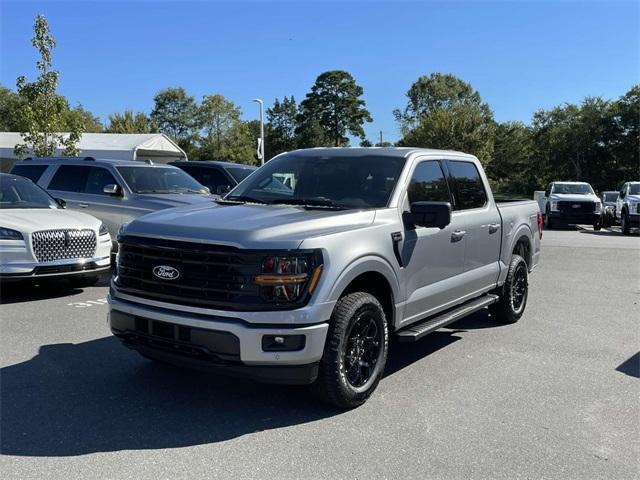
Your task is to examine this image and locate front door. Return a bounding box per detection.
[400,159,467,326]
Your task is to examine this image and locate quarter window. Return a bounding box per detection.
[447,161,487,210]
[10,164,48,183]
[407,161,450,203]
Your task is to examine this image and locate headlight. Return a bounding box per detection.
[550,201,559,212]
[254,251,323,303]
[0,227,24,240]
[594,201,601,213]
[99,223,109,236]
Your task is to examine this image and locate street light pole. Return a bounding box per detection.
[253,98,265,165]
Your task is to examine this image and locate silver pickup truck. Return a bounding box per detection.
[109,148,542,408]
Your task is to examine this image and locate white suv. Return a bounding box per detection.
[615,181,640,235]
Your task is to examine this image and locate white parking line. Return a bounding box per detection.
[67,298,108,308]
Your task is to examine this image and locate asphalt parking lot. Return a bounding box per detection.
[1,226,638,480]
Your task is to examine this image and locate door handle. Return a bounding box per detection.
[489,223,500,234]
[451,230,466,242]
[78,203,89,208]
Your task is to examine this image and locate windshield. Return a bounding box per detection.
[226,154,406,209]
[603,192,618,202]
[117,167,208,194]
[552,183,595,195]
[629,184,640,195]
[0,175,59,209]
[226,166,257,183]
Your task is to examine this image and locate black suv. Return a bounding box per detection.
[170,161,257,195]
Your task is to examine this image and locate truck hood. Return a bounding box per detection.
[123,202,376,249]
[0,208,101,234]
[550,194,598,202]
[131,193,216,210]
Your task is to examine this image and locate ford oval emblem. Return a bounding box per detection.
[572,204,581,209]
[153,265,180,280]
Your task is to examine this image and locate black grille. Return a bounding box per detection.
[116,236,281,311]
[558,201,595,213]
[32,229,96,262]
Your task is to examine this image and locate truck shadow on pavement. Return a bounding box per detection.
[1,315,478,457]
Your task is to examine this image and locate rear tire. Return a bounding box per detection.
[312,292,388,409]
[489,255,528,324]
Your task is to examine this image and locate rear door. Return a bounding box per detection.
[400,159,467,325]
[446,160,501,295]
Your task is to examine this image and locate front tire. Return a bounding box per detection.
[593,220,601,231]
[544,208,553,229]
[621,211,631,235]
[489,255,528,324]
[313,292,388,409]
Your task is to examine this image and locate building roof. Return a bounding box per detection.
[0,132,187,163]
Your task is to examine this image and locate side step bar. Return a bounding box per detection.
[396,294,499,343]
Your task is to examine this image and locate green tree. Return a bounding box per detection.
[610,85,640,183]
[64,104,103,133]
[106,110,154,133]
[297,70,372,146]
[488,121,537,195]
[198,94,242,157]
[0,85,25,131]
[151,87,198,156]
[395,73,495,165]
[266,96,298,156]
[14,15,83,157]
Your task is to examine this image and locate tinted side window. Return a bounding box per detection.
[447,161,487,210]
[408,161,450,203]
[10,164,48,183]
[180,166,229,191]
[85,167,118,195]
[48,165,91,192]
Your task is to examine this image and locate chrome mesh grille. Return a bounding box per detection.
[32,229,96,262]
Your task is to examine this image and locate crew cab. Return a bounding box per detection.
[615,181,640,235]
[109,148,542,408]
[542,181,602,230]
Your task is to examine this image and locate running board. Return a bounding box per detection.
[396,294,499,342]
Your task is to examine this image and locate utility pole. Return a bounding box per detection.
[379,130,383,146]
[252,98,265,165]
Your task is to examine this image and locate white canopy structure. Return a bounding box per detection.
[0,132,187,171]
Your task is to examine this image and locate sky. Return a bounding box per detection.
[1,0,638,143]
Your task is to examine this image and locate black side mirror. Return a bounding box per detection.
[544,190,550,197]
[620,190,626,198]
[56,198,66,208]
[217,184,231,195]
[404,201,451,229]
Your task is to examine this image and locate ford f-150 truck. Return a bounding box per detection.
[109,148,542,408]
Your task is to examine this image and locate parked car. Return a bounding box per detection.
[170,161,257,195]
[541,181,602,230]
[615,181,640,235]
[599,191,619,227]
[0,173,111,285]
[10,157,215,247]
[109,147,542,409]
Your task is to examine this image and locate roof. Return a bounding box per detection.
[0,132,187,162]
[14,156,180,168]
[286,147,475,159]
[170,160,258,169]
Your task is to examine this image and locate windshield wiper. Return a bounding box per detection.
[219,195,270,205]
[271,198,346,210]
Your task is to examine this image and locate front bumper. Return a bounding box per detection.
[108,293,330,384]
[548,211,600,225]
